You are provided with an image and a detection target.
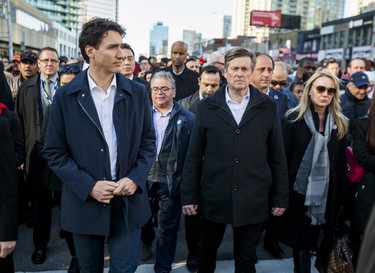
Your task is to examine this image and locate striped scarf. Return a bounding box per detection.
[293,107,333,225]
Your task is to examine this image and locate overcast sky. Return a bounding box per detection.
[118,0,233,57]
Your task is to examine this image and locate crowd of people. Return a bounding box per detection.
[1,17,375,273]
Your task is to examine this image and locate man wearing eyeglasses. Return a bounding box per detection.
[146,71,194,273]
[15,46,60,265]
[12,51,39,100]
[208,51,227,86]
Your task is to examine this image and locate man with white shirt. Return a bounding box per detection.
[146,71,194,273]
[43,18,155,273]
[181,48,289,273]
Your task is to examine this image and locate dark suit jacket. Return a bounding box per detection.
[268,87,289,123]
[158,66,199,101]
[43,70,155,235]
[177,90,199,113]
[0,67,14,110]
[352,117,375,233]
[15,73,45,173]
[181,85,289,226]
[0,117,18,241]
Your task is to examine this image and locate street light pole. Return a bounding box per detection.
[6,0,13,59]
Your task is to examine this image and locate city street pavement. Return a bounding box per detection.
[13,207,317,273]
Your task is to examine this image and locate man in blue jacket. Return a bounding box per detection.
[43,18,155,273]
[142,71,194,273]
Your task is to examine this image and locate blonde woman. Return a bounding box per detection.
[278,71,349,273]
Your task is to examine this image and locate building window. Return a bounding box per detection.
[354,28,361,47]
[363,27,371,46]
[333,32,339,48]
[339,31,345,47]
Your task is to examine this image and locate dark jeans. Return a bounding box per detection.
[141,182,160,245]
[0,253,14,273]
[73,198,141,273]
[198,218,262,273]
[185,214,201,255]
[27,172,52,251]
[154,183,182,273]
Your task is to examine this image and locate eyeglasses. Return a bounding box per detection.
[59,64,81,74]
[22,52,38,60]
[151,86,173,94]
[313,85,336,95]
[39,58,59,64]
[271,80,287,87]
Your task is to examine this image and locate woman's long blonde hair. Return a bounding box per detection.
[286,70,348,139]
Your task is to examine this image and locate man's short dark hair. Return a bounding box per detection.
[224,48,256,71]
[299,57,315,67]
[122,43,135,57]
[200,65,221,78]
[255,52,274,69]
[79,17,126,63]
[38,47,59,59]
[185,57,197,65]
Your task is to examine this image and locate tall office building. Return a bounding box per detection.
[183,30,202,56]
[349,0,375,15]
[218,15,232,38]
[26,0,118,30]
[149,21,169,57]
[25,0,81,30]
[231,0,345,41]
[84,0,118,22]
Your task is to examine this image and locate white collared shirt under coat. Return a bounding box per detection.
[87,70,118,180]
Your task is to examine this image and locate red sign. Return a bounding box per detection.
[250,10,282,27]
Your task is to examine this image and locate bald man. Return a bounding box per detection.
[271,61,298,108]
[158,41,199,101]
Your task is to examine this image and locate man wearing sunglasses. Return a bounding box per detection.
[15,46,60,265]
[341,71,371,126]
[271,61,298,108]
[12,51,39,99]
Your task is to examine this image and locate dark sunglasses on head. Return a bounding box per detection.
[59,64,80,74]
[314,85,336,95]
[271,80,287,87]
[322,58,337,68]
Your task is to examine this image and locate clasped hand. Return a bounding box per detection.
[90,178,138,204]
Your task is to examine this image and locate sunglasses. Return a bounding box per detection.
[322,58,337,67]
[59,64,80,74]
[271,80,287,87]
[313,85,336,95]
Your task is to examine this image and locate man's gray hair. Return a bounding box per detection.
[209,51,225,64]
[151,71,176,89]
[274,61,288,73]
